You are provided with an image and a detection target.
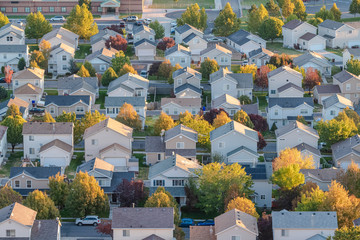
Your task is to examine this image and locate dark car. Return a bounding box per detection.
[197,219,215,226]
[127,33,134,39]
[119,21,126,28]
[179,218,194,228]
[30,108,45,114]
[135,20,143,26]
[0,77,5,83]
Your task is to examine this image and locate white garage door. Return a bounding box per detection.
[138,49,153,56]
[104,157,126,167]
[309,44,324,51]
[43,157,67,167]
[340,161,352,169]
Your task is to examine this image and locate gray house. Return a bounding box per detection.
[133,25,155,43]
[200,44,232,68]
[85,47,117,74]
[293,51,332,76]
[107,73,149,98]
[331,134,360,169]
[173,67,202,98]
[165,44,191,68]
[248,47,273,67]
[44,95,91,118]
[226,29,266,56]
[174,24,204,44]
[134,39,156,60]
[300,168,340,191]
[90,28,118,52]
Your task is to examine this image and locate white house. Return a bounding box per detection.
[133,25,155,43]
[85,47,117,74]
[211,94,241,116]
[298,33,326,51]
[48,43,75,75]
[44,95,91,118]
[183,33,208,62]
[134,39,157,61]
[165,44,191,68]
[293,51,332,76]
[0,23,25,45]
[268,66,304,98]
[161,98,201,117]
[226,29,266,56]
[173,67,202,99]
[318,20,360,48]
[248,47,274,67]
[107,73,149,98]
[174,24,203,44]
[322,94,354,121]
[282,20,318,49]
[295,143,322,169]
[332,70,360,104]
[200,44,232,68]
[0,126,7,165]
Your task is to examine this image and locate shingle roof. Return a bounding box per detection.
[10,167,61,179]
[241,104,259,115]
[209,67,232,81]
[77,157,114,178]
[227,146,258,158]
[331,134,360,160]
[212,94,241,108]
[102,171,135,193]
[210,121,258,141]
[299,32,318,41]
[282,19,305,30]
[322,94,353,109]
[0,45,27,53]
[268,97,314,108]
[44,95,90,107]
[345,48,360,57]
[174,83,202,94]
[108,73,149,93]
[267,65,303,79]
[83,118,133,139]
[306,234,328,240]
[50,43,75,55]
[183,33,197,43]
[41,27,79,46]
[243,163,272,180]
[295,143,321,156]
[133,25,155,35]
[272,210,338,229]
[164,124,197,142]
[319,19,345,30]
[228,73,253,88]
[58,75,98,94]
[314,84,341,94]
[112,207,174,229]
[190,226,216,240]
[354,217,360,227]
[333,70,360,83]
[161,98,201,107]
[14,83,42,95]
[90,28,118,45]
[99,143,131,155]
[275,121,319,138]
[277,82,304,93]
[143,234,165,240]
[105,96,146,107]
[39,139,73,153]
[165,44,191,56]
[133,38,157,47]
[248,47,274,58]
[13,67,44,80]
[300,168,340,182]
[145,136,165,153]
[215,209,258,236]
[23,122,73,135]
[0,203,36,226]
[227,29,257,47]
[31,219,60,240]
[175,24,203,35]
[172,67,201,79]
[164,149,196,157]
[293,51,331,67]
[0,96,29,111]
[85,47,117,63]
[200,44,232,55]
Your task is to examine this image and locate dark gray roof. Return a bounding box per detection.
[277,82,304,93]
[354,218,360,227]
[227,146,258,157]
[275,121,319,138]
[108,73,149,93]
[319,19,345,30]
[149,187,185,197]
[172,67,201,79]
[282,19,304,30]
[134,38,156,47]
[105,96,146,107]
[31,220,59,240]
[10,167,61,179]
[165,124,197,142]
[200,44,231,56]
[165,44,191,56]
[0,45,27,53]
[183,33,197,43]
[228,73,253,88]
[293,51,331,67]
[227,29,251,46]
[299,32,317,41]
[210,121,258,141]
[248,47,273,58]
[175,24,202,34]
[102,171,135,194]
[133,25,155,35]
[331,134,360,160]
[333,70,360,83]
[300,168,341,182]
[295,143,321,156]
[268,97,314,108]
[90,28,118,45]
[314,84,341,94]
[58,76,98,94]
[164,149,197,157]
[174,83,202,94]
[45,95,90,106]
[241,104,259,115]
[145,136,165,153]
[243,163,272,180]
[143,234,165,240]
[346,48,360,57]
[306,234,327,240]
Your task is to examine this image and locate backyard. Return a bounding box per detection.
[150,0,214,9]
[0,152,23,177]
[95,90,107,109]
[74,44,92,59]
[266,42,302,57]
[65,152,85,179]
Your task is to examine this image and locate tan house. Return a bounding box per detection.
[333,70,360,104]
[173,67,202,98]
[85,47,117,74]
[318,20,360,48]
[300,168,341,191]
[44,95,91,118]
[107,72,149,98]
[268,66,304,98]
[298,33,326,51]
[12,67,45,95]
[331,134,360,169]
[175,24,203,44]
[200,44,232,68]
[134,39,156,60]
[133,25,155,43]
[343,48,360,67]
[14,83,42,104]
[282,20,318,49]
[161,98,201,119]
[90,28,118,52]
[322,94,354,121]
[41,27,79,50]
[48,43,75,75]
[313,84,341,104]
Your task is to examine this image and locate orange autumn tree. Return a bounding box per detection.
[4,66,13,91]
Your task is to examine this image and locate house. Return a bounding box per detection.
[14,83,43,105]
[173,67,202,98]
[105,96,146,128]
[0,96,29,120]
[44,95,91,118]
[85,47,117,74]
[210,68,253,100]
[212,94,241,116]
[148,154,201,206]
[134,39,156,60]
[200,44,232,68]
[298,33,326,51]
[175,24,204,44]
[23,122,74,167]
[41,27,79,50]
[0,45,28,71]
[248,47,274,67]
[210,121,259,165]
[333,70,360,104]
[293,51,332,76]
[8,167,62,196]
[112,207,174,240]
[343,48,360,67]
[295,143,321,169]
[58,75,99,105]
[226,29,266,56]
[190,226,216,240]
[48,43,75,75]
[83,118,134,170]
[322,94,354,120]
[268,66,304,98]
[331,134,360,169]
[0,126,7,165]
[300,168,341,191]
[0,202,61,239]
[12,67,45,93]
[183,33,208,61]
[165,44,191,68]
[0,23,25,45]
[313,85,341,104]
[318,20,360,48]
[282,20,318,49]
[90,28,118,52]
[272,210,337,240]
[267,97,314,128]
[133,25,155,43]
[107,72,149,98]
[76,158,135,203]
[214,208,259,240]
[161,98,201,118]
[354,218,360,227]
[145,124,198,165]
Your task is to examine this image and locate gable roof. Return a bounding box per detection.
[85,47,117,63]
[248,47,274,58]
[133,25,155,35]
[41,27,79,46]
[322,94,353,109]
[200,44,232,56]
[164,124,198,142]
[331,134,360,160]
[345,48,360,57]
[0,202,36,226]
[299,32,318,41]
[0,23,23,34]
[333,70,360,83]
[145,136,165,153]
[77,157,114,178]
[39,139,73,153]
[90,28,118,45]
[190,226,216,240]
[268,97,314,108]
[45,95,90,107]
[134,38,157,47]
[227,146,258,158]
[295,143,321,157]
[210,67,232,81]
[300,168,340,182]
[172,67,201,79]
[293,51,331,67]
[13,67,44,80]
[215,209,258,236]
[14,83,42,95]
[31,219,60,240]
[243,163,272,180]
[282,19,306,30]
[209,68,253,88]
[10,167,61,179]
[306,234,328,240]
[174,83,202,94]
[210,121,258,141]
[23,122,73,135]
[50,43,75,55]
[105,96,146,107]
[84,118,133,139]
[319,19,345,30]
[161,98,201,107]
[183,32,203,43]
[0,96,29,110]
[175,24,203,35]
[275,121,319,138]
[227,29,264,47]
[267,65,303,79]
[58,75,98,94]
[0,44,27,53]
[108,72,149,93]
[212,94,241,108]
[165,44,191,56]
[143,234,165,240]
[277,82,304,93]
[314,84,341,94]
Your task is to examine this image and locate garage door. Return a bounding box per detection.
[43,157,67,167]
[340,161,352,169]
[138,49,153,56]
[104,157,126,167]
[309,44,324,51]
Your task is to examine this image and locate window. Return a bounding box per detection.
[29,148,35,154]
[191,108,196,114]
[281,229,289,237]
[6,230,15,237]
[98,179,106,186]
[346,84,351,91]
[136,90,142,96]
[18,54,22,57]
[3,54,6,59]
[270,90,276,94]
[62,65,67,70]
[15,80,18,86]
[165,108,169,114]
[24,7,30,12]
[100,65,106,71]
[230,109,236,115]
[49,6,54,12]
[330,110,336,115]
[176,142,184,149]
[172,180,185,186]
[232,237,240,240]
[91,139,98,145]
[157,154,161,161]
[218,142,225,149]
[177,79,182,85]
[12,7,17,13]
[261,195,266,199]
[174,108,178,114]
[223,84,230,91]
[153,180,165,186]
[62,55,67,61]
[349,30,353,34]
[1,7,6,12]
[300,109,308,114]
[220,56,225,63]
[35,80,39,86]
[274,110,278,116]
[76,106,84,112]
[29,135,34,141]
[180,58,186,63]
[50,107,55,114]
[14,180,19,188]
[37,7,42,12]
[97,7,102,12]
[303,42,305,45]
[123,230,130,237]
[6,36,13,41]
[26,180,31,188]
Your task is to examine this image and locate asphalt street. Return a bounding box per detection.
[61,222,111,239]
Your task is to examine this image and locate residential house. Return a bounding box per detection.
[12,67,45,94]
[300,168,341,191]
[58,75,99,105]
[293,51,332,76]
[133,25,155,43]
[212,94,241,116]
[134,39,156,60]
[318,20,360,48]
[8,167,62,196]
[148,154,201,206]
[161,98,201,118]
[173,67,202,98]
[0,126,7,165]
[90,28,118,52]
[105,96,146,128]
[0,23,25,45]
[343,48,360,67]
[190,226,216,240]
[354,218,360,227]
[272,210,337,240]
[85,47,117,74]
[165,44,191,68]
[76,158,135,203]
[331,134,360,169]
[107,73,149,98]
[333,70,360,104]
[23,122,74,167]
[0,96,29,120]
[48,43,75,75]
[226,29,266,56]
[112,207,174,240]
[210,68,253,100]
[83,118,134,170]
[298,33,326,51]
[200,44,232,68]
[0,45,28,71]
[145,124,198,165]
[41,27,79,50]
[214,209,259,240]
[44,95,91,118]
[313,85,341,104]
[268,66,304,98]
[210,121,259,165]
[175,24,204,44]
[282,20,318,49]
[248,47,274,67]
[14,83,42,105]
[322,94,354,120]
[295,143,321,169]
[183,33,208,62]
[267,97,314,128]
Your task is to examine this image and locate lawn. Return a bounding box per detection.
[134,116,158,136]
[150,0,214,9]
[0,152,23,177]
[74,44,92,59]
[65,152,84,179]
[95,90,107,109]
[28,44,39,52]
[231,64,241,72]
[180,206,217,220]
[342,17,360,22]
[326,48,343,57]
[266,42,302,57]
[241,0,268,8]
[45,89,58,95]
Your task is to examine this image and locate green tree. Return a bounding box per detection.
[177,3,207,31]
[350,0,360,16]
[6,104,21,117]
[226,197,259,218]
[331,227,360,240]
[77,65,90,77]
[55,111,81,144]
[286,14,298,22]
[315,5,334,20]
[101,67,118,86]
[25,12,52,43]
[259,17,284,41]
[49,173,69,210]
[266,0,281,16]
[213,2,241,36]
[30,51,46,69]
[200,58,219,80]
[111,50,131,74]
[1,115,26,152]
[154,112,175,135]
[307,17,323,27]
[115,103,142,131]
[158,60,173,80]
[79,0,91,10]
[83,61,96,77]
[63,4,98,39]
[233,110,254,129]
[295,186,326,211]
[43,112,56,122]
[0,12,9,28]
[346,56,360,75]
[78,111,107,143]
[293,0,307,20]
[248,4,269,33]
[0,87,7,101]
[330,3,342,21]
[118,63,137,77]
[296,115,307,125]
[65,171,109,217]
[149,20,165,39]
[24,190,60,219]
[239,95,252,104]
[282,0,295,18]
[271,164,305,190]
[18,58,26,70]
[0,185,22,209]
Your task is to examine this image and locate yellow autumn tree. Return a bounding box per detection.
[115,103,142,131]
[154,112,176,135]
[118,63,137,77]
[213,111,231,128]
[273,148,315,171]
[77,65,90,77]
[226,197,260,219]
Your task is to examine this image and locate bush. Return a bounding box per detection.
[238,95,252,104]
[331,66,341,76]
[0,86,7,100]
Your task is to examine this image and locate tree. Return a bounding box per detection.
[331,226,360,240]
[315,5,334,20]
[25,12,52,42]
[157,37,175,51]
[96,220,112,236]
[69,59,80,74]
[101,67,118,86]
[111,50,131,75]
[350,0,360,16]
[39,39,51,71]
[203,108,229,125]
[346,56,360,76]
[77,111,107,143]
[65,171,109,217]
[48,173,69,210]
[248,4,269,34]
[105,24,126,35]
[177,3,207,31]
[4,66,13,91]
[24,190,60,219]
[282,0,294,18]
[296,115,307,125]
[30,51,46,69]
[213,111,231,128]
[213,2,241,36]
[115,179,147,207]
[83,61,96,77]
[307,17,323,27]
[0,185,22,209]
[79,0,91,10]
[184,177,199,210]
[200,58,219,80]
[271,164,305,190]
[330,3,342,21]
[118,63,137,77]
[115,103,142,131]
[303,67,321,93]
[273,148,315,171]
[258,213,273,240]
[259,17,284,41]
[255,65,271,90]
[0,12,9,29]
[258,132,267,150]
[77,65,90,77]
[149,20,165,39]
[169,64,182,84]
[338,162,360,198]
[6,104,21,118]
[286,14,298,22]
[249,114,269,132]
[295,186,326,211]
[55,111,81,144]
[226,197,259,218]
[237,64,257,79]
[239,95,252,104]
[266,0,280,16]
[233,110,254,128]
[63,4,98,40]
[18,58,26,70]
[154,112,175,135]
[0,86,7,101]
[43,112,56,122]
[158,60,173,80]
[293,0,307,20]
[105,35,127,52]
[269,53,293,67]
[1,115,26,152]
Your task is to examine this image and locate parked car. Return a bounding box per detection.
[197,219,215,226]
[119,21,126,28]
[135,21,143,26]
[180,218,194,228]
[126,16,138,22]
[127,33,134,39]
[75,216,100,226]
[143,18,152,25]
[171,21,177,27]
[29,108,45,114]
[171,27,175,34]
[50,16,65,21]
[140,70,148,78]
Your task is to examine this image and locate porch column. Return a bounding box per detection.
[115,7,119,14]
[102,7,106,14]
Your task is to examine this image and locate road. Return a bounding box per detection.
[304,0,351,15]
[61,222,111,239]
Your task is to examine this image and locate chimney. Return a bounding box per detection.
[172,151,175,156]
[132,203,135,208]
[160,129,165,142]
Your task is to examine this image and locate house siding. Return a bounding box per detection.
[277,130,319,154]
[217,225,257,240]
[273,229,335,240]
[268,71,303,98]
[113,228,173,240]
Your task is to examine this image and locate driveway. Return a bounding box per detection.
[61,222,111,240]
[313,50,343,64]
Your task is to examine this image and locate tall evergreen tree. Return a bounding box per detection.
[25,12,52,43]
[213,2,241,36]
[64,4,98,39]
[176,3,207,31]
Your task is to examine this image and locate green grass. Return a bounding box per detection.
[45,89,58,95]
[74,44,91,59]
[150,0,214,9]
[65,152,84,179]
[202,91,211,106]
[231,64,241,73]
[326,48,343,57]
[28,44,39,52]
[119,13,143,19]
[133,153,146,167]
[134,116,159,136]
[0,152,23,177]
[241,0,268,7]
[7,15,100,19]
[95,90,107,109]
[125,45,135,57]
[342,17,360,22]
[266,42,302,57]
[262,131,276,139]
[257,95,268,112]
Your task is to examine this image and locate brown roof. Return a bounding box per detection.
[299,32,317,41]
[346,21,360,29]
[14,83,42,95]
[83,118,133,139]
[99,143,131,155]
[112,207,174,229]
[13,67,44,80]
[0,202,37,226]
[7,96,29,109]
[190,226,216,240]
[161,98,201,107]
[0,125,7,140]
[282,19,304,30]
[39,139,73,153]
[23,122,74,135]
[215,209,258,236]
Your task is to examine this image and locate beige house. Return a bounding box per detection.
[173,67,202,98]
[298,33,326,51]
[85,47,117,74]
[248,48,274,67]
[12,67,45,94]
[226,29,266,56]
[41,27,79,50]
[165,44,191,68]
[133,25,155,43]
[48,43,75,75]
[183,33,208,62]
[134,39,156,60]
[343,48,360,67]
[268,66,303,98]
[318,20,360,48]
[211,94,241,116]
[293,51,332,76]
[175,24,203,44]
[200,44,232,68]
[331,134,360,169]
[107,72,149,98]
[161,98,201,118]
[14,83,42,104]
[90,28,118,52]
[44,95,91,118]
[333,70,360,104]
[282,20,318,49]
[300,168,341,191]
[313,85,341,104]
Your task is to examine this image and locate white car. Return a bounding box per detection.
[75,216,100,226]
[171,21,177,27]
[50,16,65,21]
[143,18,152,25]
[126,16,138,22]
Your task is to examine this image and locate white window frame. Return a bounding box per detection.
[123,230,130,237]
[218,142,225,149]
[6,229,15,237]
[176,142,184,149]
